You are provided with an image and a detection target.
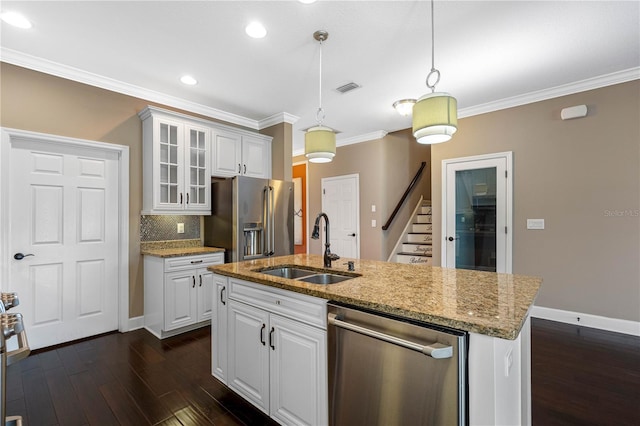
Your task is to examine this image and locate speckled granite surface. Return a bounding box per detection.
[141,240,224,257]
[209,254,542,340]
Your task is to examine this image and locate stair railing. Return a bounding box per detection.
[382,161,427,231]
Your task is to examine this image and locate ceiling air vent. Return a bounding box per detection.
[335,82,361,94]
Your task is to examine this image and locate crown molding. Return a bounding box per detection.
[458,67,640,118]
[0,47,263,130]
[338,130,388,147]
[259,112,300,129]
[291,130,389,158]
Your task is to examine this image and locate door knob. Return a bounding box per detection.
[348,233,356,237]
[13,253,34,260]
[447,236,459,241]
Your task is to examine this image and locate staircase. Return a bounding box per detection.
[390,200,434,265]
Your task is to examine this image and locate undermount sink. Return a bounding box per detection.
[297,273,353,285]
[259,267,316,279]
[255,265,359,285]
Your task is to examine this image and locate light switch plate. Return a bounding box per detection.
[177,223,185,233]
[527,219,544,230]
[371,219,376,227]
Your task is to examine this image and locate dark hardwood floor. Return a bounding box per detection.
[531,318,640,426]
[5,318,639,425]
[5,326,276,426]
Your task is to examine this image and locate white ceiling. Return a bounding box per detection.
[1,1,639,155]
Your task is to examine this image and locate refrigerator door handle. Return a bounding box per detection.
[269,185,275,255]
[263,185,269,256]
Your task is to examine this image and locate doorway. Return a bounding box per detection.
[442,152,512,273]
[1,128,129,349]
[292,162,307,254]
[321,174,360,259]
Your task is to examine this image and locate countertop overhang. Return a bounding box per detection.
[209,254,542,340]
[141,246,225,258]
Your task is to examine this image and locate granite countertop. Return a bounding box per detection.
[141,240,225,258]
[209,254,542,340]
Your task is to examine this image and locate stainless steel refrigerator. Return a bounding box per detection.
[204,176,294,263]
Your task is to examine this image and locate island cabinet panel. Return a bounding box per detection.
[228,300,271,413]
[212,274,228,382]
[270,314,327,426]
[144,253,223,339]
[213,275,328,426]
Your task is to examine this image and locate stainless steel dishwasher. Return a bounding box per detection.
[328,302,468,426]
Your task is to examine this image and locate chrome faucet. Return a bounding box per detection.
[311,212,340,267]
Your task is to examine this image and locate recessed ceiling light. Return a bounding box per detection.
[245,21,267,39]
[299,0,318,4]
[1,11,32,29]
[393,99,416,116]
[180,75,197,86]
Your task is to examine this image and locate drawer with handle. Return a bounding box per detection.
[164,253,223,272]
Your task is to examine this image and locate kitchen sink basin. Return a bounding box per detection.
[255,265,359,285]
[297,273,353,285]
[259,267,316,279]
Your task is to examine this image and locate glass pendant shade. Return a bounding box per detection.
[305,126,336,163]
[412,92,458,144]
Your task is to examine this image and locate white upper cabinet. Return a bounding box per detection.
[212,128,271,179]
[140,106,273,215]
[140,107,211,215]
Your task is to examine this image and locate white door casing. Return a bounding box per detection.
[321,174,360,259]
[442,152,513,273]
[0,128,129,349]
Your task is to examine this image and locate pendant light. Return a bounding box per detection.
[305,30,336,163]
[412,0,457,144]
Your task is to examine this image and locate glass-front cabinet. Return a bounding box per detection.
[140,107,211,215]
[158,121,181,206]
[185,125,210,211]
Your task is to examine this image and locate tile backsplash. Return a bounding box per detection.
[140,215,200,241]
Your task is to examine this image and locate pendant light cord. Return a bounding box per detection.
[316,38,325,125]
[426,0,440,92]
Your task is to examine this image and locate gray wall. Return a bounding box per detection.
[431,80,640,322]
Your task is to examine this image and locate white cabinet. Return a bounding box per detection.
[212,274,228,382]
[144,252,223,338]
[140,106,211,215]
[212,128,271,178]
[213,276,328,426]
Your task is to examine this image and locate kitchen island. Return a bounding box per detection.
[210,254,542,425]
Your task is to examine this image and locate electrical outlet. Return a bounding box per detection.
[177,223,185,234]
[371,204,376,213]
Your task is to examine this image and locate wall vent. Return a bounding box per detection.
[335,82,361,94]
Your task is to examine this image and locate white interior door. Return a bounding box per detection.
[6,136,120,349]
[321,174,359,259]
[442,152,512,273]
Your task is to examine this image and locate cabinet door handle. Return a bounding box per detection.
[238,163,241,173]
[180,193,183,204]
[192,276,196,288]
[199,275,202,287]
[260,324,266,346]
[186,193,189,204]
[190,260,203,264]
[220,286,226,305]
[269,327,275,350]
[243,164,246,174]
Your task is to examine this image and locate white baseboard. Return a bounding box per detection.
[124,315,145,332]
[531,305,640,337]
